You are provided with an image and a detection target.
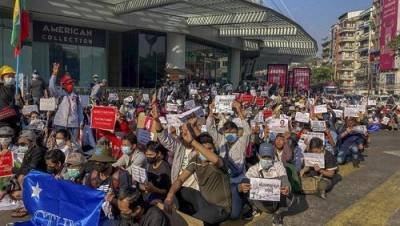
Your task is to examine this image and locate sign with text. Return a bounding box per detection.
[184,100,196,110]
[333,109,343,118]
[166,103,179,112]
[0,151,13,177]
[380,0,399,71]
[179,106,204,121]
[268,119,289,133]
[292,68,311,91]
[91,106,117,132]
[166,114,183,127]
[311,120,326,132]
[215,95,235,114]
[22,105,39,115]
[344,107,359,117]
[305,132,325,143]
[130,165,147,184]
[304,153,325,168]
[267,64,287,88]
[295,112,310,123]
[39,98,57,111]
[249,178,281,202]
[314,105,328,114]
[137,128,152,145]
[255,97,266,107]
[241,95,254,104]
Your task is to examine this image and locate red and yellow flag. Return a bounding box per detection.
[11,0,29,56]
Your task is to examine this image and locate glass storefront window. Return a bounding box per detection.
[185,39,230,82]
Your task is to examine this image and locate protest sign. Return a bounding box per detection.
[130,165,147,183]
[255,97,265,107]
[108,93,119,102]
[367,99,377,106]
[305,132,325,143]
[260,91,268,97]
[254,112,264,123]
[137,128,152,145]
[303,153,325,168]
[382,116,390,125]
[268,119,289,133]
[250,89,257,96]
[22,105,39,115]
[241,94,253,104]
[295,112,310,123]
[0,151,13,177]
[263,110,273,119]
[249,178,281,202]
[353,125,367,134]
[91,106,117,132]
[166,103,179,112]
[344,107,359,117]
[136,114,157,133]
[39,98,57,111]
[333,109,343,118]
[357,105,366,113]
[298,139,307,152]
[142,94,150,102]
[179,106,204,121]
[310,120,326,132]
[184,100,196,110]
[79,95,90,107]
[314,105,328,114]
[215,95,235,114]
[189,89,198,95]
[166,114,183,127]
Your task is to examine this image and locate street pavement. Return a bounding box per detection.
[1,131,400,226]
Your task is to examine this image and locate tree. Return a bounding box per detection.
[388,34,400,50]
[311,66,334,85]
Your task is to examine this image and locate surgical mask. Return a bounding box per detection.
[67,168,80,179]
[225,133,238,143]
[18,145,29,153]
[4,77,15,86]
[259,159,273,170]
[56,139,65,147]
[0,137,12,147]
[121,146,133,155]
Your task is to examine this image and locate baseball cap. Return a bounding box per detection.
[258,143,275,159]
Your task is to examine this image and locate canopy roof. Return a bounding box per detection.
[94,0,317,57]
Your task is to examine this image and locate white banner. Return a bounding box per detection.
[304,153,325,168]
[249,178,281,202]
[268,119,289,133]
[295,112,310,123]
[215,95,235,114]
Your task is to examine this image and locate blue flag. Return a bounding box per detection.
[22,170,105,226]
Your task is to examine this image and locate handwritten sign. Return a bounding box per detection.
[314,105,328,114]
[268,119,289,133]
[137,128,152,145]
[0,151,13,177]
[333,109,343,118]
[22,105,39,115]
[311,120,326,132]
[184,100,196,110]
[130,165,147,184]
[344,107,359,117]
[295,112,310,123]
[303,153,325,168]
[39,98,57,111]
[215,95,235,114]
[91,106,117,132]
[249,178,281,202]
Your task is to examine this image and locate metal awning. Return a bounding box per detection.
[95,0,317,57]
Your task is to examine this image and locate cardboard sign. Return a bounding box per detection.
[22,105,39,115]
[215,95,235,114]
[344,107,359,118]
[91,106,117,132]
[184,100,196,110]
[311,120,326,132]
[39,98,57,111]
[254,112,264,123]
[130,165,147,183]
[314,105,328,114]
[166,114,183,127]
[166,103,179,112]
[255,97,266,107]
[0,151,13,177]
[241,95,254,104]
[304,153,325,168]
[333,109,343,118]
[249,178,281,202]
[295,112,310,123]
[268,119,289,133]
[79,95,90,107]
[137,128,152,145]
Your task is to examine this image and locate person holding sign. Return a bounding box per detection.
[300,138,337,199]
[164,125,232,225]
[239,143,291,226]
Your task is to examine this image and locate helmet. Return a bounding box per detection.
[0,126,14,137]
[0,65,16,78]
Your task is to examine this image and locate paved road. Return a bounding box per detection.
[2,131,400,226]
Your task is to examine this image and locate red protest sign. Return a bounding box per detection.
[255,97,265,107]
[263,110,273,119]
[91,106,118,132]
[241,95,254,104]
[0,151,13,177]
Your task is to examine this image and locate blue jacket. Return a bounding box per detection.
[49,75,83,128]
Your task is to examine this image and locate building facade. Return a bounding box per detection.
[0,0,316,89]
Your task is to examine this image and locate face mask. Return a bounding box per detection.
[18,145,29,153]
[64,84,74,93]
[67,168,80,179]
[147,157,157,164]
[225,133,238,143]
[121,146,133,155]
[47,166,57,175]
[0,137,12,147]
[259,159,273,170]
[56,139,65,147]
[4,77,15,86]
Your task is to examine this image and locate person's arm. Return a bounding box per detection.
[315,166,335,178]
[325,129,336,147]
[48,63,62,98]
[152,104,182,153]
[112,155,127,168]
[164,169,193,213]
[206,102,220,143]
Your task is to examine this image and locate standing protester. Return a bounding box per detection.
[0,65,20,131]
[90,79,107,105]
[29,69,48,105]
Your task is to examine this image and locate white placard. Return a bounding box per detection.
[166,103,179,112]
[232,118,243,128]
[79,95,90,107]
[250,89,257,97]
[311,120,326,132]
[137,128,152,145]
[357,105,366,113]
[179,106,204,121]
[382,116,390,125]
[254,112,264,123]
[166,114,183,127]
[22,105,39,115]
[215,95,235,114]
[159,116,167,124]
[108,93,119,101]
[295,112,310,123]
[260,91,268,97]
[39,98,57,111]
[333,109,343,118]
[314,105,328,114]
[268,119,289,133]
[304,153,325,168]
[130,165,147,184]
[142,94,150,102]
[249,178,281,202]
[306,132,325,143]
[298,139,307,152]
[367,99,377,106]
[353,125,367,134]
[189,89,198,95]
[344,107,359,117]
[184,100,196,110]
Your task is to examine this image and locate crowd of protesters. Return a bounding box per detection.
[0,62,399,226]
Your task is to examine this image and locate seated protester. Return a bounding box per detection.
[48,128,80,158]
[240,143,291,226]
[300,138,338,199]
[0,125,17,200]
[273,134,293,164]
[139,141,171,205]
[112,133,146,172]
[62,152,87,184]
[164,125,232,226]
[26,111,45,131]
[337,117,364,167]
[324,122,338,156]
[44,149,66,178]
[102,187,170,226]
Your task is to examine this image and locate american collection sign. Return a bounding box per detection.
[33,21,106,47]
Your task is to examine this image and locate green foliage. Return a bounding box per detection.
[312,66,334,85]
[388,35,400,50]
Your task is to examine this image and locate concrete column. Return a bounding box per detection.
[230,49,241,88]
[166,32,186,69]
